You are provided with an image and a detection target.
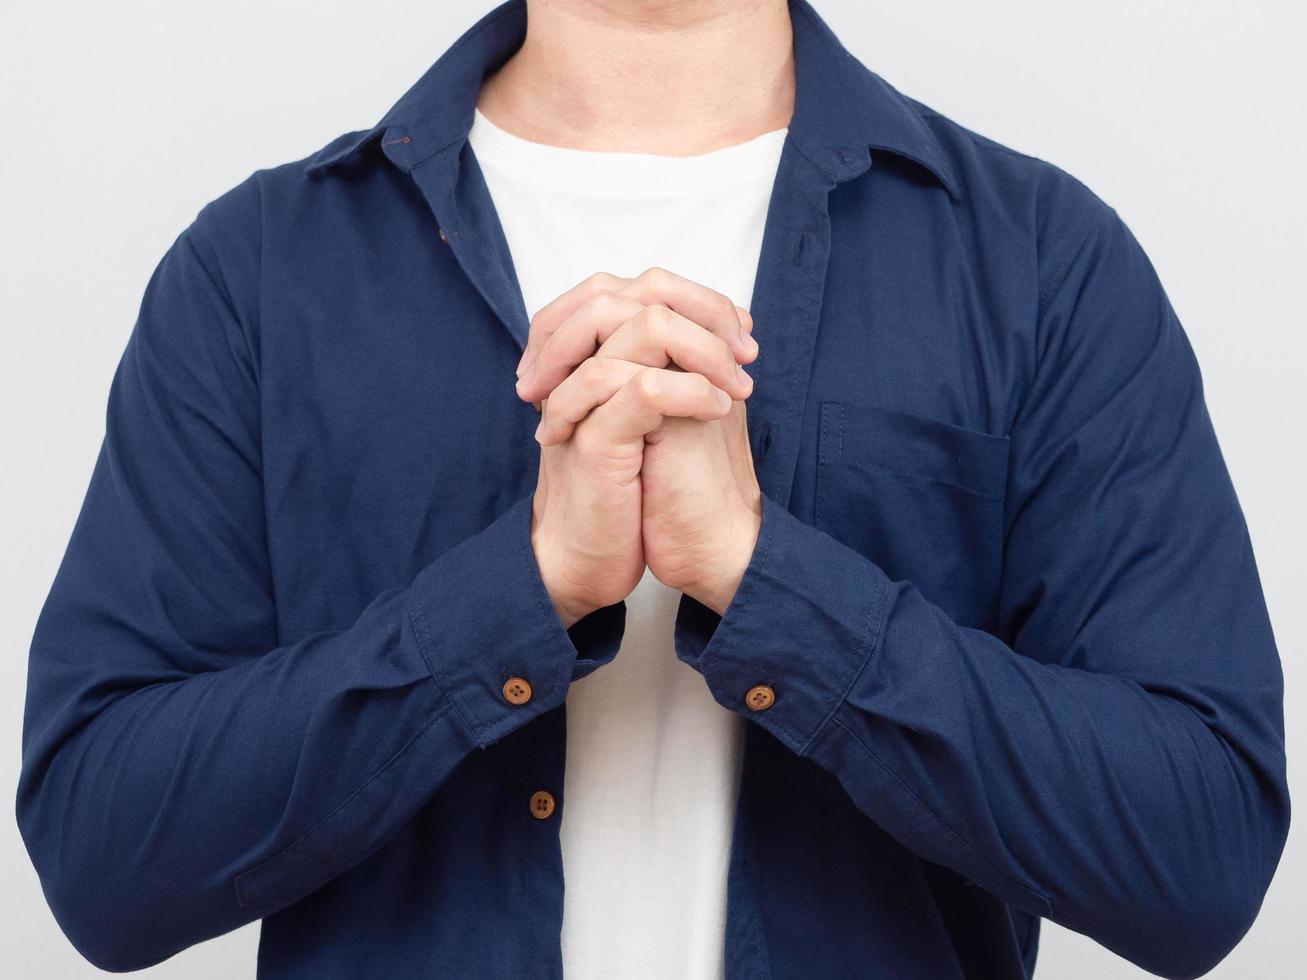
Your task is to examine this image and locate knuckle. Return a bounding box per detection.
[633,369,665,403]
[588,271,626,296]
[578,356,611,384]
[639,265,671,289]
[587,289,625,318]
[636,303,674,338]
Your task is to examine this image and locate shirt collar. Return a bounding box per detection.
[304,0,959,200]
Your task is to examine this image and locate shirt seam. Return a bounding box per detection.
[409,595,486,748]
[797,560,890,757]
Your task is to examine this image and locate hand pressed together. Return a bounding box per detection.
[522,267,764,626]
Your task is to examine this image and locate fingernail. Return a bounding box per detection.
[715,388,732,410]
[736,365,753,391]
[534,420,544,442]
[741,329,758,354]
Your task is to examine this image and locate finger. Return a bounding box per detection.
[517,267,759,383]
[518,271,631,378]
[522,299,754,404]
[595,305,752,399]
[616,267,758,365]
[575,368,733,452]
[535,357,643,446]
[516,291,645,402]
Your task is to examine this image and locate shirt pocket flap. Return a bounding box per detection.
[821,402,1010,500]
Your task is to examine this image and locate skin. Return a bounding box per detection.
[478,0,795,626]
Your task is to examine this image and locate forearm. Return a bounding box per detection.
[677,494,1288,979]
[17,494,604,971]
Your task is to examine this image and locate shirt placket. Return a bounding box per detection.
[705,136,871,977]
[393,132,571,977]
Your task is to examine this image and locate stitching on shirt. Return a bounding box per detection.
[410,134,463,172]
[825,712,1055,917]
[815,401,841,538]
[409,598,485,748]
[846,459,1007,502]
[1036,215,1103,323]
[797,565,888,758]
[781,130,841,184]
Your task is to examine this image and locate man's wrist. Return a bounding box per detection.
[530,528,597,629]
[548,590,592,630]
[682,506,762,616]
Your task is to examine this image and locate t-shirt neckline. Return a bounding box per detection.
[467,107,788,194]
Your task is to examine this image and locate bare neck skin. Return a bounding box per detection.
[476,0,795,155]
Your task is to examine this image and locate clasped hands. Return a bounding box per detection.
[519,268,763,628]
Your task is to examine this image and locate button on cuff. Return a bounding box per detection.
[502,676,533,705]
[529,790,555,819]
[673,494,892,757]
[407,494,581,749]
[745,684,776,711]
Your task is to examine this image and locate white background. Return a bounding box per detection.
[1,1,1302,976]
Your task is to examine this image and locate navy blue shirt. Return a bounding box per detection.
[17,1,1288,977]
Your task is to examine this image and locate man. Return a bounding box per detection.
[16,0,1288,977]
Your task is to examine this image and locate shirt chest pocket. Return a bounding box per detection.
[815,402,1011,630]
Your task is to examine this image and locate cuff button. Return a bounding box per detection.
[745,684,775,712]
[530,790,556,819]
[502,676,533,705]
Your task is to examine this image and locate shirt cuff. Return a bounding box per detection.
[407,492,624,748]
[674,493,891,756]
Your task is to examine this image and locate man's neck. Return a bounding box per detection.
[476,0,795,156]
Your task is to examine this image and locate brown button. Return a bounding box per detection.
[529,790,555,820]
[502,676,533,705]
[745,684,775,712]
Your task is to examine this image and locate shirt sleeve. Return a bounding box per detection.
[675,182,1289,980]
[15,181,621,972]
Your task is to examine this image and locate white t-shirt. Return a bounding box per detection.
[468,106,786,980]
